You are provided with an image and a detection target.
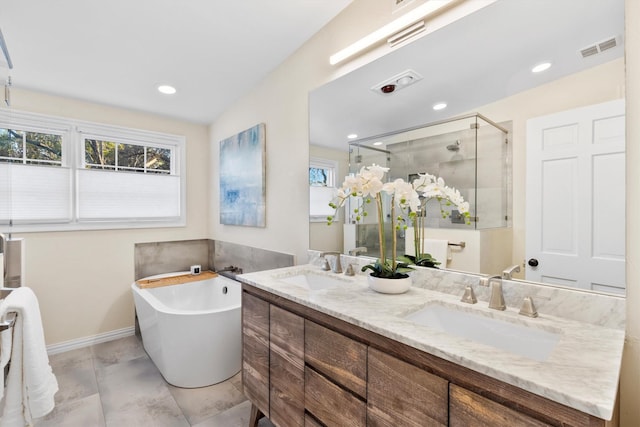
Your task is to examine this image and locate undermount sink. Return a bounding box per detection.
[403,303,560,362]
[277,271,352,291]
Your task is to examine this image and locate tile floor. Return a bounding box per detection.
[34,335,274,427]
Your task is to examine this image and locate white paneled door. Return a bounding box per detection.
[525,99,625,294]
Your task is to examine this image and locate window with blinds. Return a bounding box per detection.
[309,157,338,222]
[0,110,185,232]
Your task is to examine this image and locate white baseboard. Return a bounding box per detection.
[46,326,136,355]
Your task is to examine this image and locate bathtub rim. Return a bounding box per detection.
[131,271,241,316]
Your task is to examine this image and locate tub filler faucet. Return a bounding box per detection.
[319,252,342,274]
[216,265,243,274]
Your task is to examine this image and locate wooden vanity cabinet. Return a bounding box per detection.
[241,285,610,427]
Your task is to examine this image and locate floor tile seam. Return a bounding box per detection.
[89,351,108,426]
[161,376,194,425]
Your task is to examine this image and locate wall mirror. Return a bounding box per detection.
[309,0,625,295]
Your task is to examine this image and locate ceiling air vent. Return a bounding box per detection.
[580,45,599,58]
[598,37,617,52]
[579,36,618,58]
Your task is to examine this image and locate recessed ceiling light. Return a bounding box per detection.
[531,62,551,73]
[433,103,447,111]
[347,133,358,139]
[373,141,383,146]
[157,84,177,95]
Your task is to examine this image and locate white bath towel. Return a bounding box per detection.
[405,235,450,266]
[0,287,58,427]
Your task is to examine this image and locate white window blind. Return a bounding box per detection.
[77,169,180,220]
[309,186,336,220]
[0,164,72,223]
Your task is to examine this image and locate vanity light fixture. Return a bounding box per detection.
[433,102,447,111]
[157,84,177,95]
[531,62,551,73]
[387,21,426,48]
[329,0,454,65]
[347,133,358,139]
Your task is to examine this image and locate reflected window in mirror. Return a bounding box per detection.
[309,157,338,222]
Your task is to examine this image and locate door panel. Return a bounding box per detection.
[526,99,625,293]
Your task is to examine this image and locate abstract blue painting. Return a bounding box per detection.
[219,123,266,227]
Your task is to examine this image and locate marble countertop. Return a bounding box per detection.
[238,264,625,420]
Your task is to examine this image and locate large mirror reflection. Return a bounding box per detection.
[309,0,625,295]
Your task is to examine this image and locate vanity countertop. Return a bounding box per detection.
[238,264,625,421]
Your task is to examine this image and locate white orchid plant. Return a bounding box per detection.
[406,173,471,267]
[327,164,470,277]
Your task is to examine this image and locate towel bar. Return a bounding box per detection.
[0,287,18,331]
[0,312,16,331]
[448,241,466,249]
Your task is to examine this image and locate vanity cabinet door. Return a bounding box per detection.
[367,348,448,427]
[449,384,553,427]
[269,305,304,427]
[242,292,270,417]
[304,320,367,398]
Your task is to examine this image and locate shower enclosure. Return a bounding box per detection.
[345,113,510,259]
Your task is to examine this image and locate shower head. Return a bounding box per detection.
[446,140,461,152]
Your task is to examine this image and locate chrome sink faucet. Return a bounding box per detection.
[319,252,342,274]
[480,275,506,311]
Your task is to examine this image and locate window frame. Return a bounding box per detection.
[0,109,186,232]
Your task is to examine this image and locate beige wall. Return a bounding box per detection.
[6,88,209,345]
[621,1,639,425]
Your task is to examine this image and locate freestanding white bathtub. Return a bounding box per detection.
[131,272,241,388]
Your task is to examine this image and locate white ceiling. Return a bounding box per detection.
[0,0,353,124]
[310,0,625,151]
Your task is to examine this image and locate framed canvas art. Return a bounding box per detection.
[219,123,266,227]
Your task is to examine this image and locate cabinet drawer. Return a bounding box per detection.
[304,320,367,398]
[450,384,553,427]
[368,348,448,426]
[242,292,270,417]
[304,414,323,427]
[305,367,366,427]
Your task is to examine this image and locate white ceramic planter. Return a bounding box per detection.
[367,275,412,294]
